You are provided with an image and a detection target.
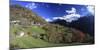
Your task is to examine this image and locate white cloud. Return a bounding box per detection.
[53,17,64,20]
[86,5,94,15]
[25,3,37,9]
[45,18,52,22]
[66,7,76,14]
[53,7,81,22]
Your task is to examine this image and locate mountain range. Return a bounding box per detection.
[50,15,94,36]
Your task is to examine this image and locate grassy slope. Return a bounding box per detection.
[10,25,55,49]
[10,25,91,49]
[26,26,46,34]
[11,36,54,48]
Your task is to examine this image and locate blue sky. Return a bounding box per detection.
[10,0,94,22]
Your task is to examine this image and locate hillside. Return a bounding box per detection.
[10,5,47,25]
